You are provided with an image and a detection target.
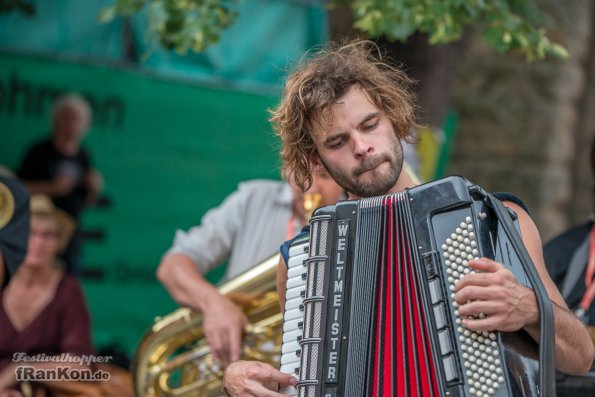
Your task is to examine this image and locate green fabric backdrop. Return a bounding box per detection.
[0,53,282,355]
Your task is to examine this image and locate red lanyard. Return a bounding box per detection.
[579,223,595,311]
[285,215,299,240]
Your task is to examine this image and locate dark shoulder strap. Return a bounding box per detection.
[492,191,530,214]
[485,192,556,397]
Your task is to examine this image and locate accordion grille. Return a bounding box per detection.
[299,216,329,397]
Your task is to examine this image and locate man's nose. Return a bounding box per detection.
[353,134,373,158]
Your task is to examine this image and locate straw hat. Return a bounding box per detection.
[30,194,76,251]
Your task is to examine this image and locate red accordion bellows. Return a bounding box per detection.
[372,196,440,396]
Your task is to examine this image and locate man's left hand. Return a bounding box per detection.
[223,361,297,397]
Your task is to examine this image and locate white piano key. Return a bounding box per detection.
[282,328,303,344]
[283,307,304,322]
[286,276,307,290]
[279,385,298,396]
[284,296,304,311]
[288,241,308,256]
[287,262,307,279]
[280,363,300,375]
[280,350,300,366]
[283,318,303,333]
[287,252,308,269]
[282,340,300,355]
[285,285,305,301]
[290,250,309,260]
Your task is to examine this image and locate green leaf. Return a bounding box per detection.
[548,43,569,59]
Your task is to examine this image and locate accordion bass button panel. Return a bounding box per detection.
[438,214,507,397]
[279,237,310,395]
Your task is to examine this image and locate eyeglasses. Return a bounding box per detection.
[30,230,59,241]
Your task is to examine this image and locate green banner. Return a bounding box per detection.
[0,53,282,356]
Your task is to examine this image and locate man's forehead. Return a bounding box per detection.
[309,110,335,142]
[309,86,379,138]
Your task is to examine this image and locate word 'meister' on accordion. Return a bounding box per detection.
[280,176,542,397]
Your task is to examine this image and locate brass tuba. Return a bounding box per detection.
[132,255,282,397]
[132,194,323,397]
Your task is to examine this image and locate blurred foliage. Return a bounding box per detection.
[344,0,568,61]
[98,0,240,53]
[100,0,567,60]
[0,0,34,15]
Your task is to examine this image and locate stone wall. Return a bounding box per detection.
[449,0,595,241]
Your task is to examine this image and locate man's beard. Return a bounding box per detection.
[320,145,403,198]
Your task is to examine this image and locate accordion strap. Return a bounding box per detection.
[486,193,556,397]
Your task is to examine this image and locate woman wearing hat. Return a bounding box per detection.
[0,195,99,396]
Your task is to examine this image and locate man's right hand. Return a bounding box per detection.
[201,293,248,366]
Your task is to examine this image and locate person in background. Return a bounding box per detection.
[157,166,345,367]
[18,93,103,276]
[545,138,595,330]
[0,195,97,397]
[543,138,595,395]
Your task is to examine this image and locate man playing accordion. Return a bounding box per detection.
[222,40,594,396]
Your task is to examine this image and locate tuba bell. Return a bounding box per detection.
[132,193,323,397]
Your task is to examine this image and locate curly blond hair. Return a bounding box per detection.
[270,40,417,192]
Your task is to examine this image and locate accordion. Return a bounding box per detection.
[280,176,554,397]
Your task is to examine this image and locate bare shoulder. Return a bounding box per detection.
[501,200,542,246]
